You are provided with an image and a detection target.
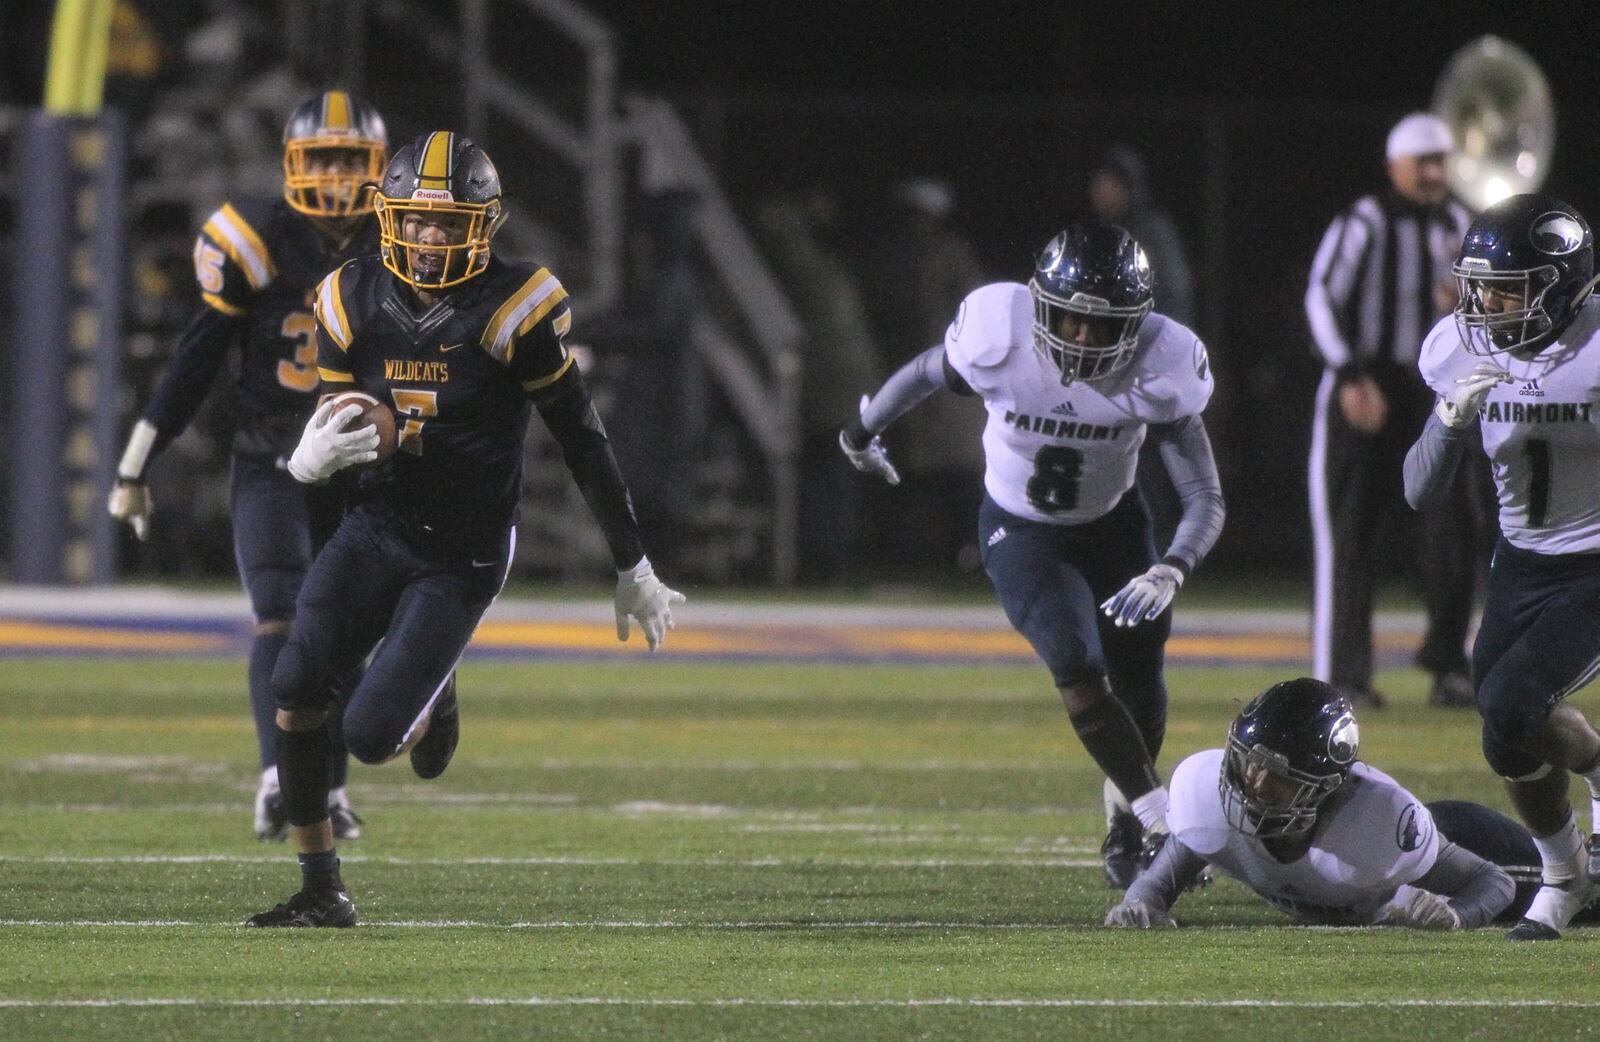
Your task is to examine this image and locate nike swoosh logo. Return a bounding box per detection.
[470,559,498,568]
[439,343,463,353]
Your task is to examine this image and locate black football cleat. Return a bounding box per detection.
[1101,810,1144,889]
[409,675,459,780]
[1506,917,1562,942]
[244,886,356,928]
[253,784,289,843]
[1587,835,1600,885]
[1427,672,1476,709]
[329,799,364,841]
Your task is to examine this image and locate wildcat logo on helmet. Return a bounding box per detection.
[1326,713,1359,764]
[1531,212,1586,255]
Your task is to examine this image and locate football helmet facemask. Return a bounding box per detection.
[376,131,504,290]
[282,91,388,219]
[1029,220,1154,385]
[1453,193,1597,357]
[1220,678,1359,840]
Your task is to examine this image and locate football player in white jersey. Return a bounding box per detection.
[1105,678,1519,929]
[1405,193,1600,940]
[840,221,1225,887]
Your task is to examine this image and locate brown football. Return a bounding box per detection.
[324,390,398,464]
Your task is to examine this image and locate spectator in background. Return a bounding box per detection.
[752,190,885,583]
[1088,147,1199,549]
[1305,112,1481,710]
[863,178,988,578]
[1089,145,1195,327]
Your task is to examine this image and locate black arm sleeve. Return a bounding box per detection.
[142,306,243,460]
[532,366,646,571]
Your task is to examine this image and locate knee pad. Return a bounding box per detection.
[1478,679,1549,762]
[269,640,334,714]
[340,703,404,766]
[246,567,304,625]
[1481,719,1546,780]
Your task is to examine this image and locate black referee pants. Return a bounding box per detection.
[1309,363,1488,692]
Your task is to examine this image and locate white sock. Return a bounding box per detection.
[1103,778,1132,828]
[1580,760,1600,835]
[327,786,348,809]
[1533,814,1583,885]
[1131,786,1169,833]
[259,765,279,791]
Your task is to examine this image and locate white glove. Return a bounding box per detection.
[839,395,901,485]
[107,481,151,541]
[1435,363,1509,429]
[1375,888,1462,930]
[287,398,379,484]
[1101,563,1184,628]
[615,556,686,651]
[1104,899,1177,929]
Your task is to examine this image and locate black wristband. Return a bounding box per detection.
[841,418,873,451]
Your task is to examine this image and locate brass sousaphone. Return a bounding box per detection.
[1432,35,1554,212]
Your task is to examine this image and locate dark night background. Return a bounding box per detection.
[4,1,1598,581]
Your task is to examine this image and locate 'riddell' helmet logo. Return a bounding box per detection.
[411,188,454,202]
[1531,212,1585,255]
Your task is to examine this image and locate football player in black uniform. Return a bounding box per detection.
[109,91,389,842]
[245,131,684,927]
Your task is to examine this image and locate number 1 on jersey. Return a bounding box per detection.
[391,389,438,455]
[1525,437,1551,527]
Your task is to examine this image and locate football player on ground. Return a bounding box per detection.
[840,221,1225,887]
[244,132,683,927]
[1405,193,1600,940]
[1105,678,1522,929]
[108,92,389,842]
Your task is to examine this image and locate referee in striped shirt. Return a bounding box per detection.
[1305,112,1484,709]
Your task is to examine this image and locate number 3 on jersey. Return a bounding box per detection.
[391,389,438,455]
[1026,445,1084,512]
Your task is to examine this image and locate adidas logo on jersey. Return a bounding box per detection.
[1050,401,1077,417]
[987,526,1008,547]
[1519,379,1544,397]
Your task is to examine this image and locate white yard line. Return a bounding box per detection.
[0,854,1102,868]
[0,996,1592,1009]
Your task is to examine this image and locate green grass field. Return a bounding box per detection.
[2,654,1595,1041]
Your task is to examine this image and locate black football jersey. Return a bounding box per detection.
[192,198,379,457]
[313,254,575,544]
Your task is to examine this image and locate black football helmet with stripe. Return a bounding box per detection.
[376,132,505,290]
[1220,678,1360,840]
[1453,193,1596,357]
[282,91,387,219]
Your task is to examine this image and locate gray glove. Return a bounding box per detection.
[1104,899,1177,929]
[1375,888,1462,930]
[839,395,901,485]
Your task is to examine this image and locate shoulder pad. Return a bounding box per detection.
[1165,749,1230,855]
[1123,316,1214,421]
[1417,315,1465,395]
[945,282,1030,371]
[481,265,569,364]
[199,200,278,292]
[314,261,358,351]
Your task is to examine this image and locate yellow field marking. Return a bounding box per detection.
[0,621,225,652]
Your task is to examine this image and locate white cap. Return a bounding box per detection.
[1386,113,1454,161]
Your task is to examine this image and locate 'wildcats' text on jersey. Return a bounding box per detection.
[943,283,1214,525]
[1168,749,1440,925]
[1420,298,1600,554]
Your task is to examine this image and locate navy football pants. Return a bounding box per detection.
[978,489,1169,757]
[271,504,512,765]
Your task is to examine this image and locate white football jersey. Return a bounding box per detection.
[943,282,1213,525]
[1167,749,1439,925]
[1420,298,1600,554]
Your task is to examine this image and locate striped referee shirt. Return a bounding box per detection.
[1305,192,1471,370]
